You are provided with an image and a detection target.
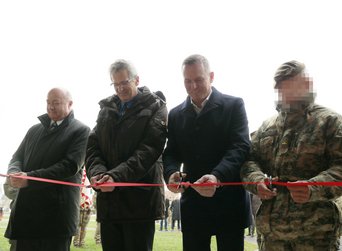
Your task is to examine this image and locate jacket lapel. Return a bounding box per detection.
[181,87,222,119]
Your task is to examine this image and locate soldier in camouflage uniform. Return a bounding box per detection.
[241,60,342,251]
[73,169,92,248]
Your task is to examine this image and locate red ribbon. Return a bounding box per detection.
[2,173,342,188]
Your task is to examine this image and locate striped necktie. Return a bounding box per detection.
[49,121,58,131]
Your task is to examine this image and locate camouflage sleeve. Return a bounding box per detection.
[241,130,267,195]
[309,118,342,202]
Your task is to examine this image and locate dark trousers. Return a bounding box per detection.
[9,239,17,251]
[171,219,181,230]
[182,228,245,251]
[16,237,72,251]
[101,220,155,251]
[160,217,168,230]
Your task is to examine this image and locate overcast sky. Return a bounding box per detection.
[1,0,342,180]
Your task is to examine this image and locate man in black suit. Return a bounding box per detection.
[163,54,251,251]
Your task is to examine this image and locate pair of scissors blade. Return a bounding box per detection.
[264,174,272,189]
[176,172,184,190]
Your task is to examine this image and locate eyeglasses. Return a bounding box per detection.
[110,79,133,88]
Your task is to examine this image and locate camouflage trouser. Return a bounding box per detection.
[94,222,101,245]
[258,236,340,251]
[73,208,92,247]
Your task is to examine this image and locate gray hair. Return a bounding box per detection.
[182,54,211,74]
[109,59,138,79]
[274,60,306,87]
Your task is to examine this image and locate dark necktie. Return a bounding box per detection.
[49,121,58,131]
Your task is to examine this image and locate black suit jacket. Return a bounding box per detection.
[163,87,251,233]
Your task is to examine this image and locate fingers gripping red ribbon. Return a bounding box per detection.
[2,173,342,188]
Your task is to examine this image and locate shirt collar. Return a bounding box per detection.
[50,119,63,126]
[191,88,212,114]
[120,98,135,110]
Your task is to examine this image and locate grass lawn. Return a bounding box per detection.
[0,214,257,251]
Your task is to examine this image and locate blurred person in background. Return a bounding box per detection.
[159,198,170,231]
[170,197,181,231]
[73,168,92,248]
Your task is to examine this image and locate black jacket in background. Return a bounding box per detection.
[85,86,167,222]
[5,111,90,239]
[163,87,251,233]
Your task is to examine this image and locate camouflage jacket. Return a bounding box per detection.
[241,103,342,240]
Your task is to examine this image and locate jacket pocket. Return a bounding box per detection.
[259,135,276,160]
[255,201,272,235]
[125,110,152,129]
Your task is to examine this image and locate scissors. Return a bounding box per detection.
[265,174,273,190]
[176,171,185,190]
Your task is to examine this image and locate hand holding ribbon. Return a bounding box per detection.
[90,174,115,192]
[168,171,189,193]
[257,175,278,200]
[9,172,28,188]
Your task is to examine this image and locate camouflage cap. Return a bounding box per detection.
[274,60,305,88]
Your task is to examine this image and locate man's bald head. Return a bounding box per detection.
[46,88,73,121]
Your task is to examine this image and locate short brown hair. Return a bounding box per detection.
[274,60,305,88]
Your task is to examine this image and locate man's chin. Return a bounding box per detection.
[48,115,58,121]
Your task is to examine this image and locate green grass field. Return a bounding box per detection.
[0,214,257,251]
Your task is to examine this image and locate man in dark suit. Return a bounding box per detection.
[163,54,251,251]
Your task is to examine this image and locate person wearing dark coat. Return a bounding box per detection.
[5,88,90,251]
[160,198,170,231]
[85,59,167,251]
[247,192,261,237]
[163,54,251,251]
[170,198,181,231]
